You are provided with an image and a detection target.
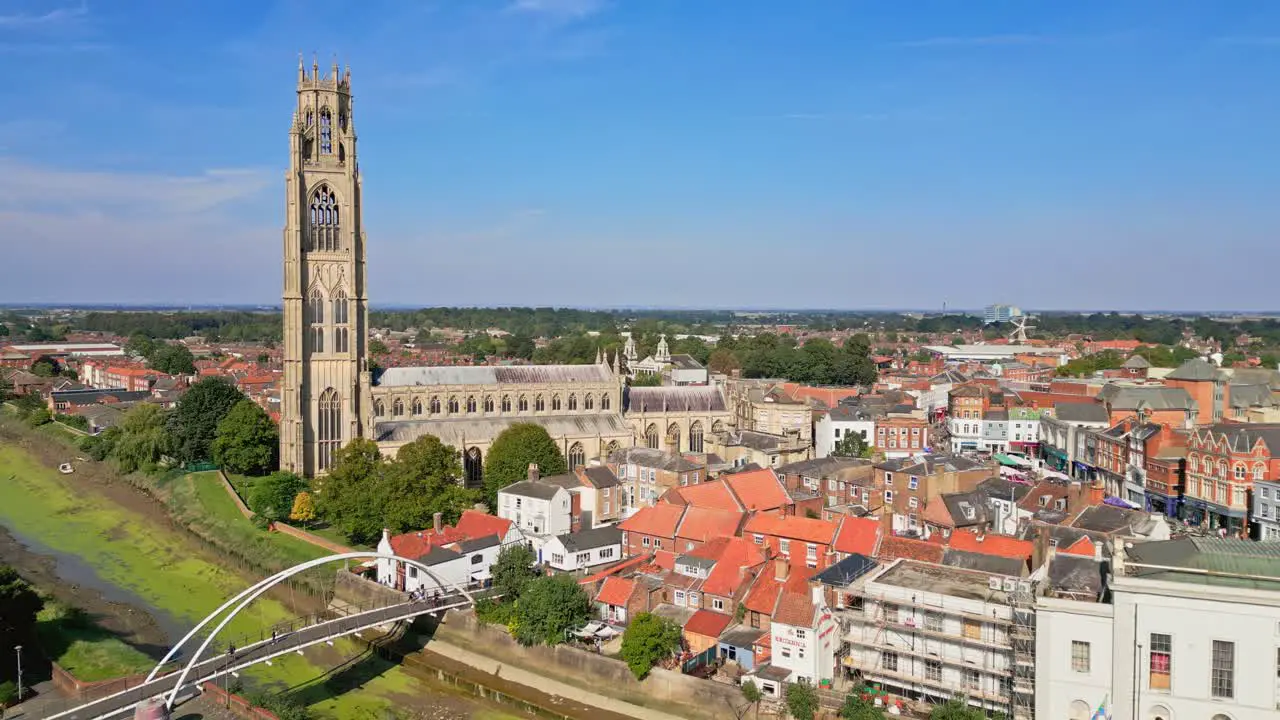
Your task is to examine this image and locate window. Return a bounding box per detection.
[962,618,982,640]
[447,396,459,413]
[964,668,980,691]
[781,648,791,659]
[331,288,350,352]
[642,537,650,547]
[795,629,806,640]
[319,108,333,154]
[411,397,423,416]
[883,603,899,623]
[780,539,791,554]
[689,421,704,453]
[576,552,590,565]
[551,395,562,411]
[925,659,942,682]
[884,490,894,503]
[1072,641,1091,673]
[568,442,585,470]
[881,651,898,672]
[317,388,342,472]
[908,497,919,509]
[307,185,340,251]
[674,590,686,605]
[924,612,942,632]
[753,534,763,544]
[689,592,699,606]
[501,395,511,412]
[1235,463,1246,480]
[601,394,611,410]
[1148,633,1171,690]
[713,598,724,611]
[908,476,919,490]
[518,395,528,411]
[466,396,477,413]
[484,395,494,412]
[884,472,894,486]
[1211,640,1234,698]
[551,553,565,565]
[584,393,594,410]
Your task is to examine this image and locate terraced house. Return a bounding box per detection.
[1183,424,1280,536]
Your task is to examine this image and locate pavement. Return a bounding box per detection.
[40,592,469,720]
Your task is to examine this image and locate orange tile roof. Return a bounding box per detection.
[619,504,686,538]
[701,537,769,597]
[1061,535,1096,557]
[653,550,676,569]
[833,516,882,556]
[944,531,1033,561]
[877,536,944,564]
[388,527,467,561]
[683,609,733,638]
[676,507,745,543]
[772,591,816,627]
[454,510,513,541]
[743,563,813,616]
[725,469,791,511]
[596,576,636,607]
[665,480,743,512]
[742,514,839,545]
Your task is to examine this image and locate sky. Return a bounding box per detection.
[2,0,1279,311]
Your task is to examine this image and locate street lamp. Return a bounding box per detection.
[13,645,22,703]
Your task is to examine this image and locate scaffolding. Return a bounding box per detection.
[1008,578,1037,720]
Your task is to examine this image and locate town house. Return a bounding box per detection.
[742,514,840,571]
[874,454,991,536]
[1183,423,1280,536]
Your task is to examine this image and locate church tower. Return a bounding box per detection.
[280,57,370,477]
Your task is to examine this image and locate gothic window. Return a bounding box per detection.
[584,393,594,410]
[464,447,483,488]
[429,396,441,414]
[306,287,325,353]
[484,396,495,412]
[318,388,342,472]
[373,398,385,418]
[339,111,347,130]
[411,397,423,416]
[568,442,585,470]
[568,394,577,411]
[690,421,705,454]
[331,287,350,353]
[392,398,404,417]
[535,395,545,412]
[308,186,340,252]
[667,423,682,452]
[466,396,477,413]
[551,395,562,411]
[606,440,620,457]
[502,395,512,412]
[601,394,611,410]
[320,109,333,154]
[448,396,459,413]
[518,395,528,412]
[306,110,314,127]
[645,424,659,449]
[712,420,726,434]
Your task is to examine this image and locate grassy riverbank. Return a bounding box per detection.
[36,602,154,682]
[0,433,526,719]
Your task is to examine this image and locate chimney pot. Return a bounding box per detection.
[528,463,540,482]
[433,512,443,534]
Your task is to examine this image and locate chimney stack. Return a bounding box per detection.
[528,463,540,482]
[381,528,391,546]
[774,556,789,581]
[433,512,443,534]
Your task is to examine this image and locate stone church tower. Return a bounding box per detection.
[280,58,370,477]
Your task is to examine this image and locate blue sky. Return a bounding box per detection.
[2,0,1279,311]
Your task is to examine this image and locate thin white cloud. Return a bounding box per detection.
[0,4,87,26]
[894,34,1052,48]
[507,0,605,20]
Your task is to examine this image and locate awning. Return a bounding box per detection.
[994,453,1030,468]
[1041,469,1071,481]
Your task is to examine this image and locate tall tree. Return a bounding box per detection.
[840,694,887,720]
[482,423,567,506]
[148,343,197,375]
[112,403,170,473]
[928,700,986,720]
[212,399,279,475]
[833,433,874,459]
[513,574,590,647]
[382,435,479,530]
[0,566,43,686]
[490,544,539,600]
[785,683,819,720]
[620,613,683,679]
[318,438,388,545]
[167,378,246,464]
[247,471,308,521]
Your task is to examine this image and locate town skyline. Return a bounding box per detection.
[4,0,1280,308]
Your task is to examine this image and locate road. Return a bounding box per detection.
[45,592,471,720]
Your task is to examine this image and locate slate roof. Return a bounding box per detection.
[812,554,879,587]
[1046,554,1106,598]
[776,457,873,478]
[1193,423,1280,454]
[1166,358,1224,382]
[454,535,502,554]
[1227,383,1275,409]
[1125,538,1280,590]
[498,480,563,501]
[608,447,702,472]
[376,412,632,446]
[378,364,614,386]
[669,354,704,370]
[626,386,726,412]
[579,466,620,488]
[419,545,462,566]
[876,453,985,475]
[1052,402,1111,424]
[557,526,622,552]
[1122,355,1151,369]
[1097,385,1195,412]
[975,477,1034,504]
[941,549,1026,577]
[1071,505,1161,536]
[50,388,151,404]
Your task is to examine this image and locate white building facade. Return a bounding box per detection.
[497,479,573,553]
[815,408,876,459]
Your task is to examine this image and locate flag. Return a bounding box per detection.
[1090,695,1110,720]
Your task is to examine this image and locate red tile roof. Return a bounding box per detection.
[665,480,743,512]
[701,537,769,597]
[1061,535,1096,557]
[725,469,791,511]
[877,536,944,564]
[743,514,839,545]
[772,591,816,627]
[596,576,636,607]
[653,550,676,569]
[683,609,733,638]
[677,507,745,543]
[834,516,882,556]
[944,531,1033,561]
[386,527,467,560]
[454,510,513,541]
[619,504,686,538]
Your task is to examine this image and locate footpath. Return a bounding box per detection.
[426,639,690,720]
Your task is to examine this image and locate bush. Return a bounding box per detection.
[247,471,308,519]
[56,413,89,431]
[474,597,517,627]
[786,682,819,720]
[25,408,51,427]
[0,680,17,704]
[620,612,683,679]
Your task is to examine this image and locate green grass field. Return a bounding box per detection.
[35,603,154,682]
[174,471,326,567]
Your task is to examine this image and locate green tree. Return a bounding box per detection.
[482,423,567,506]
[256,353,271,365]
[840,694,887,720]
[513,574,591,646]
[31,359,56,377]
[289,491,317,526]
[491,544,539,600]
[112,403,170,473]
[833,433,874,459]
[741,680,763,719]
[369,338,390,356]
[929,699,986,720]
[0,565,44,687]
[382,435,479,530]
[507,334,536,360]
[620,612,683,679]
[629,373,663,387]
[125,333,157,358]
[148,343,197,375]
[707,347,740,375]
[248,471,308,521]
[212,399,279,475]
[167,378,246,464]
[785,683,819,720]
[319,438,389,544]
[25,407,51,427]
[0,323,8,337]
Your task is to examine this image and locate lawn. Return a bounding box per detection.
[172,471,328,567]
[35,603,154,682]
[228,472,369,551]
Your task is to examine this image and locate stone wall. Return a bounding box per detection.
[201,682,280,720]
[434,611,746,720]
[335,568,405,607]
[50,662,148,701]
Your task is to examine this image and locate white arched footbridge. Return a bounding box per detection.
[46,552,482,720]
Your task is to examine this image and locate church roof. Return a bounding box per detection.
[374,412,633,448]
[626,386,726,412]
[377,364,614,387]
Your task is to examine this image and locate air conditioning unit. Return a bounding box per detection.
[988,577,1002,591]
[1002,578,1018,592]
[1018,581,1032,593]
